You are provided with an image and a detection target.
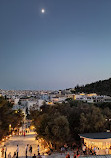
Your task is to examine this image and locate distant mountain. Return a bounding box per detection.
[75,78,111,96]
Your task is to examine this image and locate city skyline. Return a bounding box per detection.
[0,0,111,90]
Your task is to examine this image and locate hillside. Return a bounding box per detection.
[75,78,111,96]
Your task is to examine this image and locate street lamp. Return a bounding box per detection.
[9,124,11,132]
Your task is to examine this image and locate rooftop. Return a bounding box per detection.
[80,156,111,158]
[79,132,111,139]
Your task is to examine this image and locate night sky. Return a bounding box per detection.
[0,0,111,90]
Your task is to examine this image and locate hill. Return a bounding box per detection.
[75,78,111,96]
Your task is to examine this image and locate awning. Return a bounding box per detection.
[79,132,111,139]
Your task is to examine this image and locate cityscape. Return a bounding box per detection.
[1,0,111,158]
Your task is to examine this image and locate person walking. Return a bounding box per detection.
[12,152,16,158]
[16,145,19,158]
[22,130,23,136]
[64,144,68,153]
[32,154,36,158]
[25,144,28,158]
[93,147,96,155]
[24,131,25,137]
[105,148,109,155]
[61,147,64,155]
[29,145,32,156]
[95,148,99,155]
[77,152,80,158]
[82,144,86,155]
[41,153,45,158]
[37,153,42,158]
[4,145,7,158]
[1,147,4,157]
[73,152,76,158]
[37,145,40,155]
[66,152,70,158]
[8,152,11,158]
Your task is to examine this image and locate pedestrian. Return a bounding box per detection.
[16,145,19,158]
[105,148,109,155]
[73,152,76,158]
[41,153,45,158]
[77,152,80,158]
[82,144,86,155]
[25,144,28,158]
[66,152,70,158]
[4,145,7,158]
[1,147,4,157]
[37,153,42,158]
[95,148,99,155]
[77,154,80,158]
[64,144,68,152]
[90,146,93,155]
[93,147,96,155]
[32,154,36,158]
[61,147,65,155]
[8,152,11,158]
[37,145,40,155]
[12,152,16,158]
[76,147,79,155]
[24,131,26,137]
[29,145,32,156]
[72,142,76,150]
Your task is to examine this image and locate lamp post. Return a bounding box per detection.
[9,124,11,133]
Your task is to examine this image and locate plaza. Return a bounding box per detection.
[1,131,111,158]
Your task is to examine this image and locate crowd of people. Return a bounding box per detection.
[82,143,110,155]
[65,152,80,158]
[2,132,111,158]
[59,144,81,158]
[1,144,46,158]
[2,142,111,158]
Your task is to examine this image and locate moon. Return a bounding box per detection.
[41,9,45,13]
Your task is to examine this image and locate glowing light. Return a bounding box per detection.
[41,9,45,13]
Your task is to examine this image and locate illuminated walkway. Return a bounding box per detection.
[1,133,111,158]
[0,132,39,157]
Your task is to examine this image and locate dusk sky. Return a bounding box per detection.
[0,0,111,90]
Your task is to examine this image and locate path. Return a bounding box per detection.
[2,132,110,158]
[0,131,71,158]
[0,132,39,158]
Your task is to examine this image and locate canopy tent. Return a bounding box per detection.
[79,155,111,158]
[79,132,111,150]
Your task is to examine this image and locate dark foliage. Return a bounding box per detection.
[0,97,24,140]
[75,78,111,96]
[30,101,111,147]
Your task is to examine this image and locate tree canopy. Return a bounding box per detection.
[30,101,111,146]
[75,78,111,96]
[0,97,24,140]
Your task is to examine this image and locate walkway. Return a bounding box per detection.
[1,132,111,158]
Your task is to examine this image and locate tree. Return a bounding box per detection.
[0,97,24,140]
[30,100,111,148]
[45,115,69,144]
[74,78,111,96]
[79,106,106,133]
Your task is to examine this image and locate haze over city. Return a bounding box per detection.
[0,0,111,90]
